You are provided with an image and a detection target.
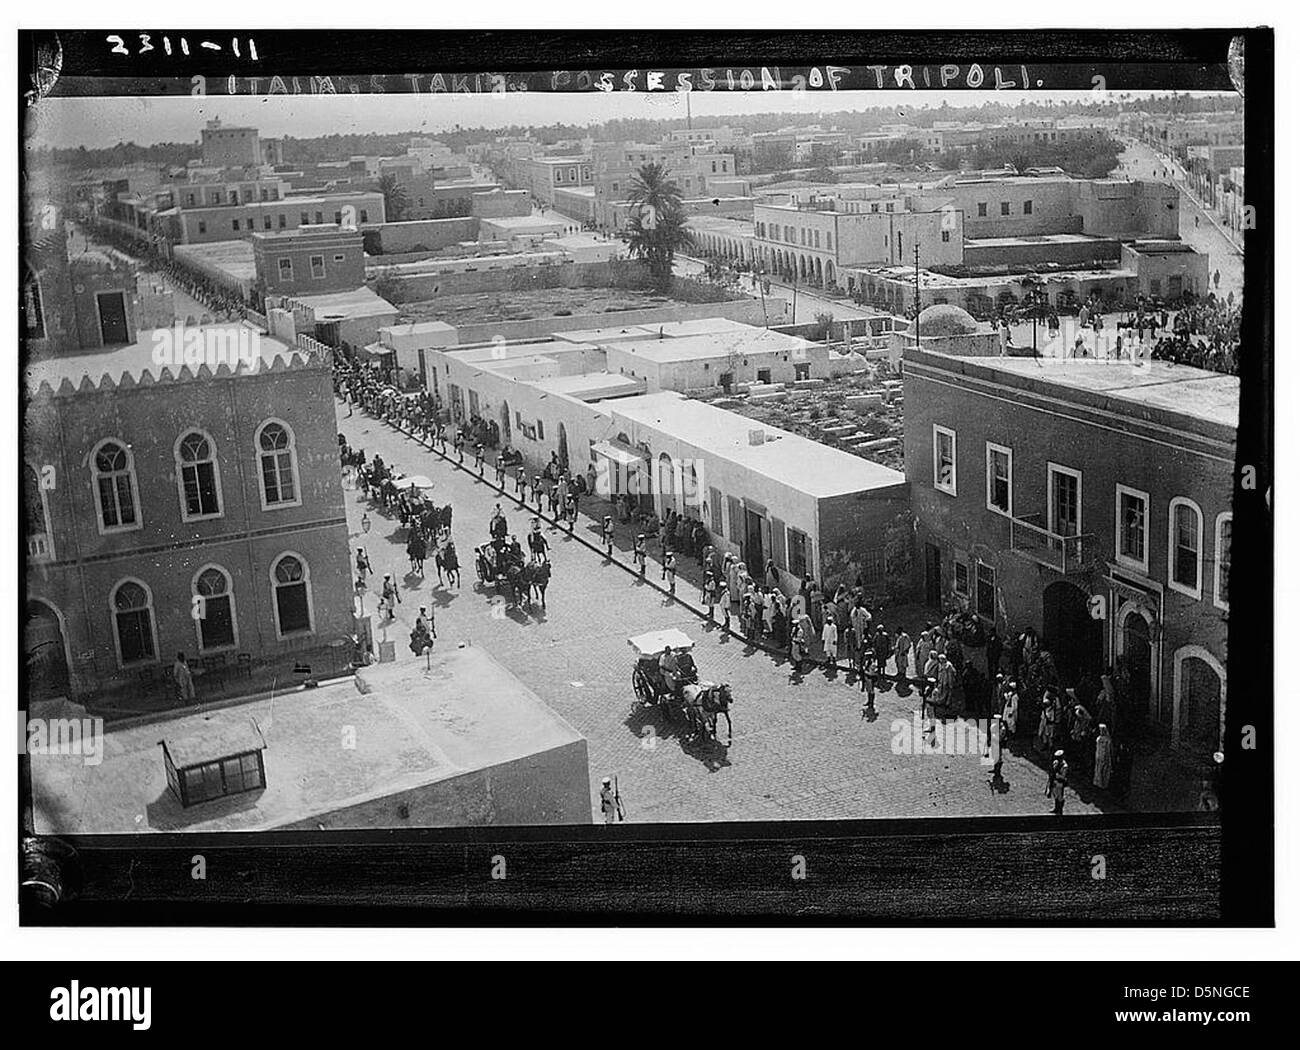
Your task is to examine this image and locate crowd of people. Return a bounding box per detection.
[336,353,1154,812]
[1151,292,1241,375]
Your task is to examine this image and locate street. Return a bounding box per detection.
[338,403,1107,824]
[1115,137,1243,302]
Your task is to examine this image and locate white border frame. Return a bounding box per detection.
[109,576,160,669]
[1213,511,1232,612]
[270,550,316,640]
[1167,496,1204,599]
[1046,461,1082,537]
[192,562,240,654]
[985,441,1012,517]
[1115,483,1151,575]
[256,418,304,511]
[932,424,957,496]
[90,437,144,536]
[174,429,225,523]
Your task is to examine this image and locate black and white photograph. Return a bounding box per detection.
[11,18,1281,981]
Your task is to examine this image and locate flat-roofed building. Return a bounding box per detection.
[30,647,592,832]
[903,346,1235,773]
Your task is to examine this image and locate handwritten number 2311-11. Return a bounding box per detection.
[107,34,259,59]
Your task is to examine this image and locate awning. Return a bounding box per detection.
[359,342,395,360]
[591,440,647,468]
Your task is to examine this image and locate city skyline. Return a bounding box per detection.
[27,88,1236,151]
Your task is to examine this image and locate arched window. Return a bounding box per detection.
[271,554,313,637]
[112,579,157,666]
[25,462,53,560]
[257,421,300,509]
[193,565,237,651]
[1168,497,1204,598]
[93,440,140,533]
[1214,512,1231,611]
[176,431,222,520]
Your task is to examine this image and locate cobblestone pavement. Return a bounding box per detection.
[339,404,1107,824]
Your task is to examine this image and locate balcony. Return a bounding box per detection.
[1008,513,1098,576]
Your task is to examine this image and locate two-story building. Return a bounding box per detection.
[903,336,1235,770]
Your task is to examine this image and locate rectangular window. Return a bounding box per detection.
[1048,464,1081,537]
[278,258,293,280]
[787,527,808,579]
[360,209,369,222]
[277,214,287,228]
[1023,200,1033,214]
[315,211,324,224]
[941,230,950,242]
[1000,201,1011,216]
[263,215,273,230]
[954,559,970,596]
[334,212,343,225]
[727,495,742,544]
[710,487,723,537]
[231,219,240,232]
[986,443,1012,515]
[976,563,995,619]
[1115,484,1150,572]
[198,221,207,234]
[977,202,987,217]
[245,219,253,230]
[310,255,325,279]
[933,425,956,495]
[300,211,310,225]
[334,254,346,263]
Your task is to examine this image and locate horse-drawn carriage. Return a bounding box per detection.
[628,629,733,746]
[475,539,551,609]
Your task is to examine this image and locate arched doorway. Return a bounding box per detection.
[657,452,677,516]
[499,401,512,447]
[25,599,70,701]
[1172,646,1226,755]
[557,422,569,472]
[1041,581,1102,687]
[1116,601,1156,719]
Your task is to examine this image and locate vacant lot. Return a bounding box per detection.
[399,287,686,326]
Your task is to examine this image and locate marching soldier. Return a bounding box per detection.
[603,515,616,558]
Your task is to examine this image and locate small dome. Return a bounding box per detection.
[917,303,980,337]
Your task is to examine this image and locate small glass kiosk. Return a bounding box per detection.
[160,718,267,807]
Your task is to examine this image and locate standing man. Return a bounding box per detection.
[894,627,913,683]
[663,550,678,596]
[821,615,839,669]
[602,515,616,558]
[1048,750,1069,816]
[599,777,618,826]
[633,534,648,576]
[173,652,197,704]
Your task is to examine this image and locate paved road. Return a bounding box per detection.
[338,404,1106,824]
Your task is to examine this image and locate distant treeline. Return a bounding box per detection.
[29,94,1239,173]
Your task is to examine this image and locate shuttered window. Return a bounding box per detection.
[710,487,723,536]
[727,495,742,543]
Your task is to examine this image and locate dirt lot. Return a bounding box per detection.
[398,287,684,326]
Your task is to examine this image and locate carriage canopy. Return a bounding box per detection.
[627,629,695,659]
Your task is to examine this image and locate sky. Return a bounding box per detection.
[25,89,1215,151]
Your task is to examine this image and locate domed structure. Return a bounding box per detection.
[916,303,981,338]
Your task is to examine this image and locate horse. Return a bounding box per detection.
[528,560,552,609]
[681,682,734,746]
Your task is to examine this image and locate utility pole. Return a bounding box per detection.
[913,242,921,347]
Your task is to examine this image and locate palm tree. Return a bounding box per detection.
[378,173,408,223]
[625,163,692,292]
